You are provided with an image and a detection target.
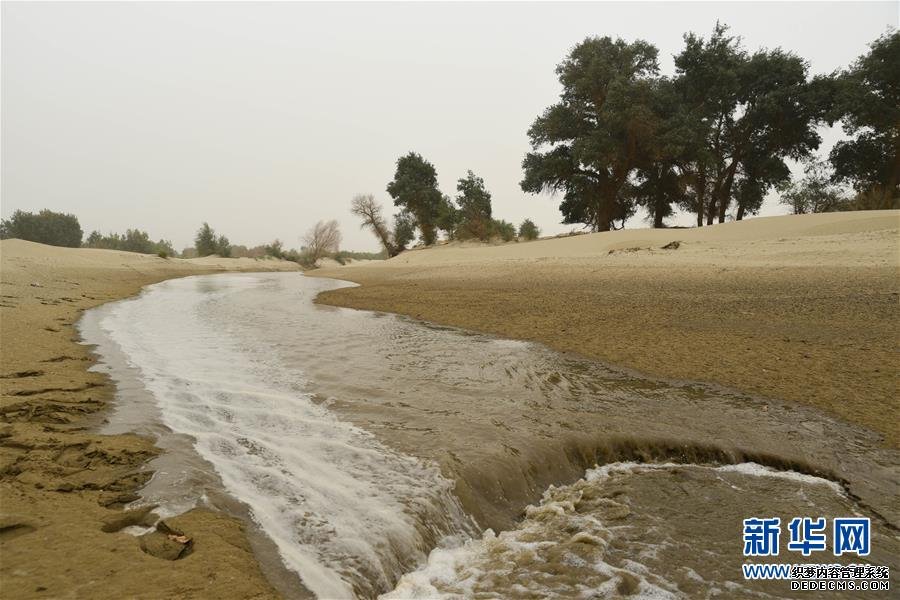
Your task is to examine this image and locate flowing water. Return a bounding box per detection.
[80,273,900,599]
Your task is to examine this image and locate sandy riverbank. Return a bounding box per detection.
[0,240,299,599]
[314,210,900,447]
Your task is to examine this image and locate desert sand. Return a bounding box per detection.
[315,210,900,447]
[0,240,299,600]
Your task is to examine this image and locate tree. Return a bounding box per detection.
[195,223,218,257]
[828,31,899,202]
[518,219,540,240]
[521,36,660,231]
[778,159,849,214]
[733,152,791,220]
[455,170,493,240]
[435,194,460,240]
[674,24,821,223]
[0,209,82,247]
[392,211,416,251]
[351,194,400,257]
[386,152,443,245]
[264,239,285,259]
[629,164,683,228]
[214,235,231,258]
[302,219,341,265]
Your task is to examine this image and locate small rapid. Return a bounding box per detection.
[385,462,864,599]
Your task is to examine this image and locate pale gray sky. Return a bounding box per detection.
[2,2,897,252]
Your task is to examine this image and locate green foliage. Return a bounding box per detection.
[828,31,899,199]
[84,228,175,256]
[215,235,231,257]
[436,194,461,240]
[0,209,82,247]
[194,223,231,257]
[674,24,821,223]
[492,219,516,242]
[454,171,494,240]
[521,24,829,230]
[521,36,659,231]
[195,223,217,256]
[386,152,444,245]
[778,159,850,214]
[264,239,285,259]
[517,219,540,241]
[392,210,417,250]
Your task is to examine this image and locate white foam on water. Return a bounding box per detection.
[384,462,683,600]
[93,275,473,599]
[715,462,845,494]
[384,461,847,599]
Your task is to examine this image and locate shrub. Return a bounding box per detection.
[518,219,540,241]
[492,219,516,242]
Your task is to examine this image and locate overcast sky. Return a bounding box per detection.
[2,2,897,252]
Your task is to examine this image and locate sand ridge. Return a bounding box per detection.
[0,240,299,600]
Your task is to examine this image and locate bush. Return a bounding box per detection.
[302,220,341,265]
[518,219,540,241]
[157,250,169,259]
[492,219,516,242]
[0,209,83,247]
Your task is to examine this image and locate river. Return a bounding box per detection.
[79,272,899,599]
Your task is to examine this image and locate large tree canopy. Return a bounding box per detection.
[521,36,660,231]
[675,24,821,223]
[828,30,899,201]
[386,152,444,245]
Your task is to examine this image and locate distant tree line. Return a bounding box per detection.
[0,210,365,269]
[84,229,175,257]
[520,25,899,231]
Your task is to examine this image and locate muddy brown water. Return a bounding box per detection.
[80,273,899,599]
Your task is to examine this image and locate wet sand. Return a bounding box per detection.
[0,240,298,599]
[314,211,900,448]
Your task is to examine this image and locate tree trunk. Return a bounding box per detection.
[716,161,740,223]
[694,173,706,227]
[417,218,436,245]
[595,196,612,232]
[736,203,746,221]
[653,192,665,228]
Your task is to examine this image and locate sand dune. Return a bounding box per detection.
[378,210,899,267]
